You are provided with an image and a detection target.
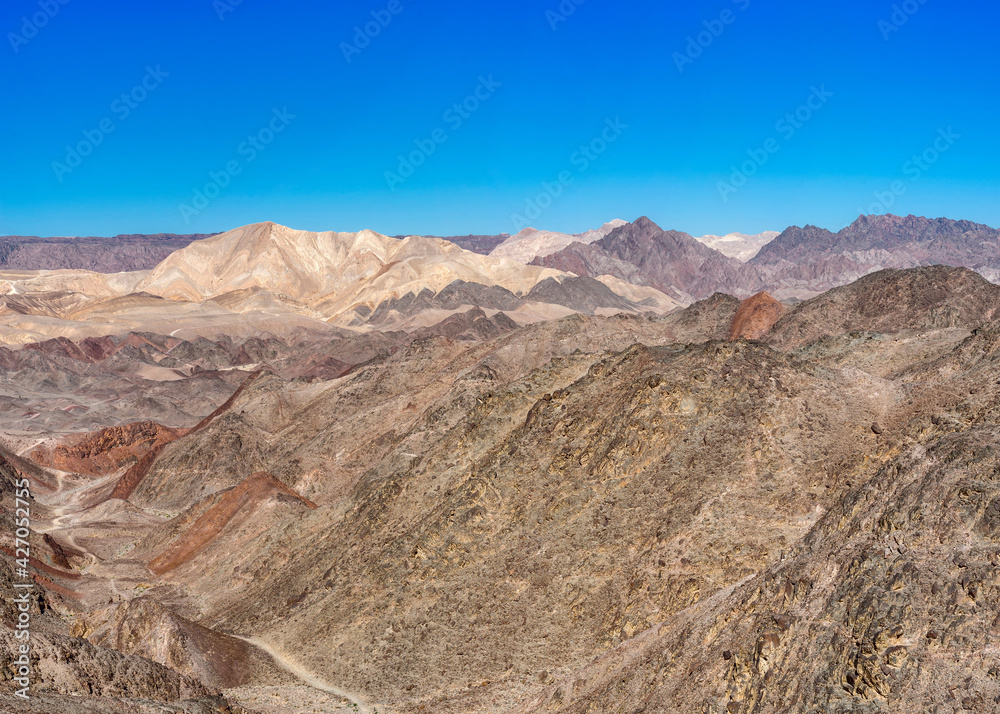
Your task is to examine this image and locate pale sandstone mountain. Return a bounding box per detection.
[490,220,628,263]
[0,222,682,346]
[135,222,566,304]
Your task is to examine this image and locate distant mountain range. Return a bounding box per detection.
[0,222,681,346]
[2,214,997,346]
[0,233,215,272]
[533,214,1000,301]
[489,220,628,263]
[749,213,1000,295]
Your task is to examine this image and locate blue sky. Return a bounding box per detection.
[1,0,997,237]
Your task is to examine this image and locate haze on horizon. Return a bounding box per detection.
[1,0,997,238]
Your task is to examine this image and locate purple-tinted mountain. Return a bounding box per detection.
[531,216,751,301]
[532,214,1000,302]
[749,214,1000,297]
[755,214,1000,266]
[0,233,216,272]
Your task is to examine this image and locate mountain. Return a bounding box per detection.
[6,214,996,307]
[396,232,511,255]
[524,416,1000,712]
[489,219,627,263]
[0,221,682,346]
[751,214,1000,297]
[136,222,528,303]
[729,290,785,340]
[531,216,752,302]
[131,221,681,326]
[765,265,1000,348]
[531,214,1000,304]
[5,266,998,712]
[694,230,779,261]
[4,210,1000,712]
[0,233,215,272]
[755,214,1000,267]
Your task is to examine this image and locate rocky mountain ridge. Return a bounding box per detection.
[533,214,1000,301]
[0,233,216,272]
[489,220,628,263]
[0,222,683,346]
[2,263,999,712]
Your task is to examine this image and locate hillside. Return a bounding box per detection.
[3,264,999,712]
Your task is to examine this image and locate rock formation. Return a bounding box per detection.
[2,223,999,713]
[730,291,785,340]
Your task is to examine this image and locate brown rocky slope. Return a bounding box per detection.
[2,265,999,712]
[766,265,1000,349]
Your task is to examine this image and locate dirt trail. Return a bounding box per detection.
[33,469,131,582]
[235,635,372,712]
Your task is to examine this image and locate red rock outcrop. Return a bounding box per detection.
[729,290,785,340]
[29,421,186,477]
[148,472,317,575]
[107,371,263,501]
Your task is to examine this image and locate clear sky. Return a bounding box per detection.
[1,0,997,238]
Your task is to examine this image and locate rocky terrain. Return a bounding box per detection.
[749,214,1000,297]
[534,214,1000,301]
[0,222,682,346]
[532,216,752,302]
[1,217,999,712]
[0,308,529,439]
[0,234,215,273]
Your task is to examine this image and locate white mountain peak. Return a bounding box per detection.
[694,230,780,262]
[491,219,628,263]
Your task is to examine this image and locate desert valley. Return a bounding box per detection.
[0,214,999,712]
